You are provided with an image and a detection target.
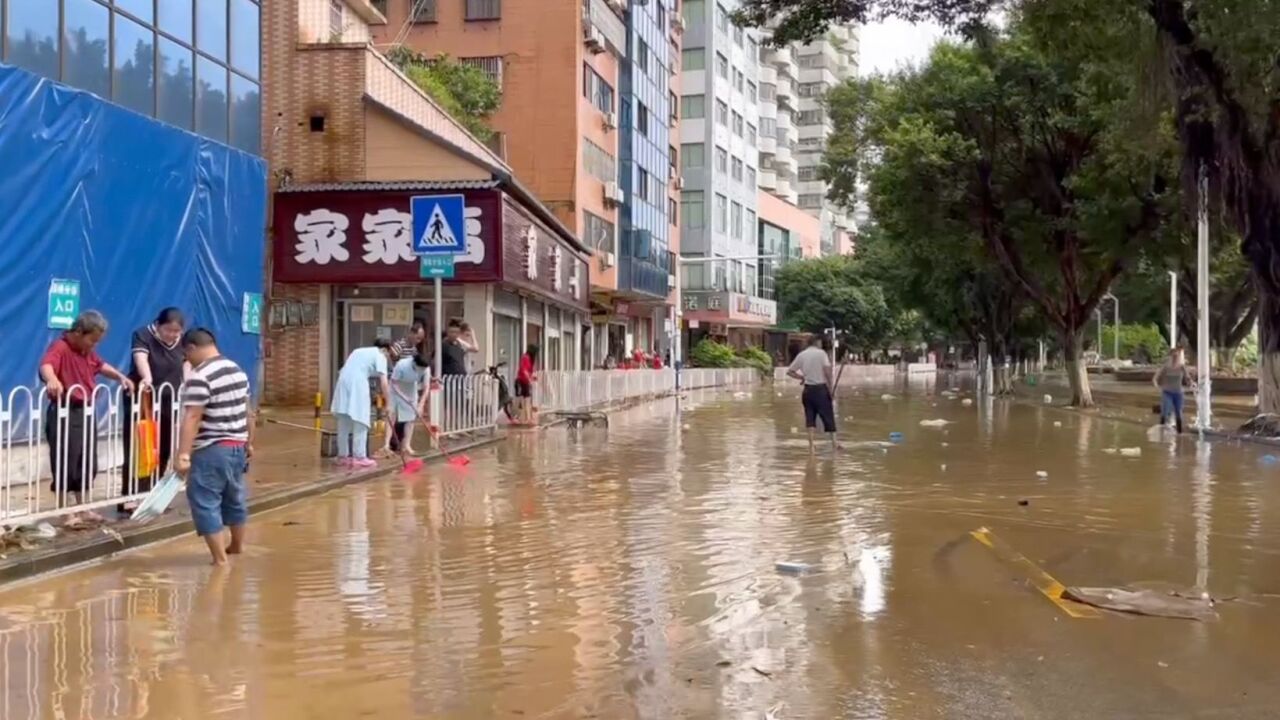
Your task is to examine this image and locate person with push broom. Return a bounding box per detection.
[390,351,430,472]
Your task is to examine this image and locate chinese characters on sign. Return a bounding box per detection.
[550,246,563,291]
[47,279,80,330]
[294,209,350,265]
[362,209,414,264]
[524,226,539,280]
[292,206,486,269]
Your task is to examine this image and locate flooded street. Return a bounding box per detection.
[4,377,1280,719]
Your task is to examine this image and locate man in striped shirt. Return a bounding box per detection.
[175,328,254,566]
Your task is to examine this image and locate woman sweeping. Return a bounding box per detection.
[389,351,430,456]
[331,339,394,469]
[120,308,187,512]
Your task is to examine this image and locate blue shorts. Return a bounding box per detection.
[186,443,248,536]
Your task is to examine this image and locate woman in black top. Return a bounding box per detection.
[120,308,187,509]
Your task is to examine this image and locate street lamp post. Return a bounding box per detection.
[1168,270,1179,348]
[1103,291,1120,362]
[1195,163,1213,432]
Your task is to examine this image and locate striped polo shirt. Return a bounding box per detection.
[183,356,250,449]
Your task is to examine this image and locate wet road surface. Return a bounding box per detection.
[3,376,1280,719]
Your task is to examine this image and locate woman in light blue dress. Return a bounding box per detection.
[330,338,394,468]
[390,352,430,455]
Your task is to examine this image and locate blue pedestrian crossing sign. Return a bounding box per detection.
[411,194,466,255]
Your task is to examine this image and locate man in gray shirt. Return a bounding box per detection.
[787,335,837,453]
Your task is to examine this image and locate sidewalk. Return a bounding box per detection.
[0,409,501,584]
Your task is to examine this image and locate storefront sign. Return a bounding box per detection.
[47,279,80,330]
[273,190,502,283]
[500,201,590,311]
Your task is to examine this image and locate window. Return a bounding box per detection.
[760,117,776,136]
[799,82,828,97]
[731,202,743,239]
[197,55,229,142]
[65,0,110,99]
[466,0,502,21]
[682,191,706,229]
[7,0,60,79]
[670,90,679,123]
[715,99,728,125]
[735,25,744,46]
[670,145,679,178]
[682,0,705,32]
[732,112,743,136]
[584,64,614,112]
[637,103,650,137]
[658,1,667,29]
[748,81,758,101]
[760,82,777,101]
[460,57,503,88]
[746,166,757,187]
[637,40,650,76]
[798,109,825,125]
[116,0,153,23]
[638,168,651,202]
[113,12,155,115]
[669,198,679,226]
[715,146,728,173]
[715,193,728,233]
[761,155,775,170]
[412,0,438,22]
[231,73,261,154]
[583,140,618,182]
[798,53,823,68]
[159,0,194,43]
[748,36,758,59]
[746,123,757,146]
[682,143,705,170]
[231,0,260,79]
[715,52,728,79]
[733,68,743,92]
[681,94,705,118]
[715,3,728,32]
[682,48,706,71]
[159,37,195,130]
[732,157,744,182]
[798,167,821,181]
[800,194,823,208]
[585,211,617,253]
[196,0,228,60]
[746,210,757,244]
[327,0,343,38]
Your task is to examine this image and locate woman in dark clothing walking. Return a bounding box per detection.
[121,308,187,508]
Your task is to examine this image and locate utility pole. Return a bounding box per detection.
[1196,162,1213,432]
[1168,270,1179,348]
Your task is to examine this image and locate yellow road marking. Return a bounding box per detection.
[969,527,1101,619]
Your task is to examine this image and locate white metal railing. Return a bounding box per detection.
[1,382,182,524]
[434,374,500,438]
[533,368,758,414]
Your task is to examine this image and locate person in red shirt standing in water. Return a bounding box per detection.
[39,310,134,523]
[515,344,539,425]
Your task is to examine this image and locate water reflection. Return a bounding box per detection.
[2,383,1280,718]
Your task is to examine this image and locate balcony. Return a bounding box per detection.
[765,46,793,69]
[758,133,777,155]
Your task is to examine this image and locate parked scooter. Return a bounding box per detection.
[476,362,513,420]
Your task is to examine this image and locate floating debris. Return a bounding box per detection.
[1053,421,1063,428]
[1036,471,1049,478]
[888,432,905,443]
[880,393,897,401]
[961,398,974,407]
[1119,447,1143,457]
[919,419,952,428]
[775,561,814,575]
[1043,394,1053,404]
[1063,586,1217,621]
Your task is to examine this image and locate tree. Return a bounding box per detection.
[738,0,1280,420]
[386,49,501,142]
[823,34,1175,406]
[774,255,895,355]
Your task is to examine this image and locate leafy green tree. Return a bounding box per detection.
[386,49,501,142]
[774,255,895,355]
[822,32,1175,406]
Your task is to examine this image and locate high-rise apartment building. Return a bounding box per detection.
[371,0,680,365]
[759,23,859,236]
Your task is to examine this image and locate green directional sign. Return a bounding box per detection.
[419,255,456,279]
[242,292,263,334]
[47,279,80,330]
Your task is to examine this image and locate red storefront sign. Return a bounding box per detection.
[272,189,503,283]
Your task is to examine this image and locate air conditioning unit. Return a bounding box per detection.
[670,15,685,34]
[603,181,625,205]
[602,111,618,131]
[600,251,616,269]
[673,176,685,190]
[584,27,606,54]
[668,274,678,288]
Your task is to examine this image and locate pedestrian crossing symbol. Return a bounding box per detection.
[411,194,467,255]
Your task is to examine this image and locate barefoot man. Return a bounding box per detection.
[787,335,837,454]
[174,328,253,565]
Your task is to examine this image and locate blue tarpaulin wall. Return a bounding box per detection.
[0,63,266,402]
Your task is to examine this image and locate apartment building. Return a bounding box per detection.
[370,0,681,366]
[759,23,859,236]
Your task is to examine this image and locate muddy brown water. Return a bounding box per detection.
[3,376,1280,719]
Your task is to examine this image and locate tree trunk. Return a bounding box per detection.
[1062,329,1095,407]
[1260,292,1280,415]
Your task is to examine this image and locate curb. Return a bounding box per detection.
[0,433,504,587]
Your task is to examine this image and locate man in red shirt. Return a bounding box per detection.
[39,310,134,519]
